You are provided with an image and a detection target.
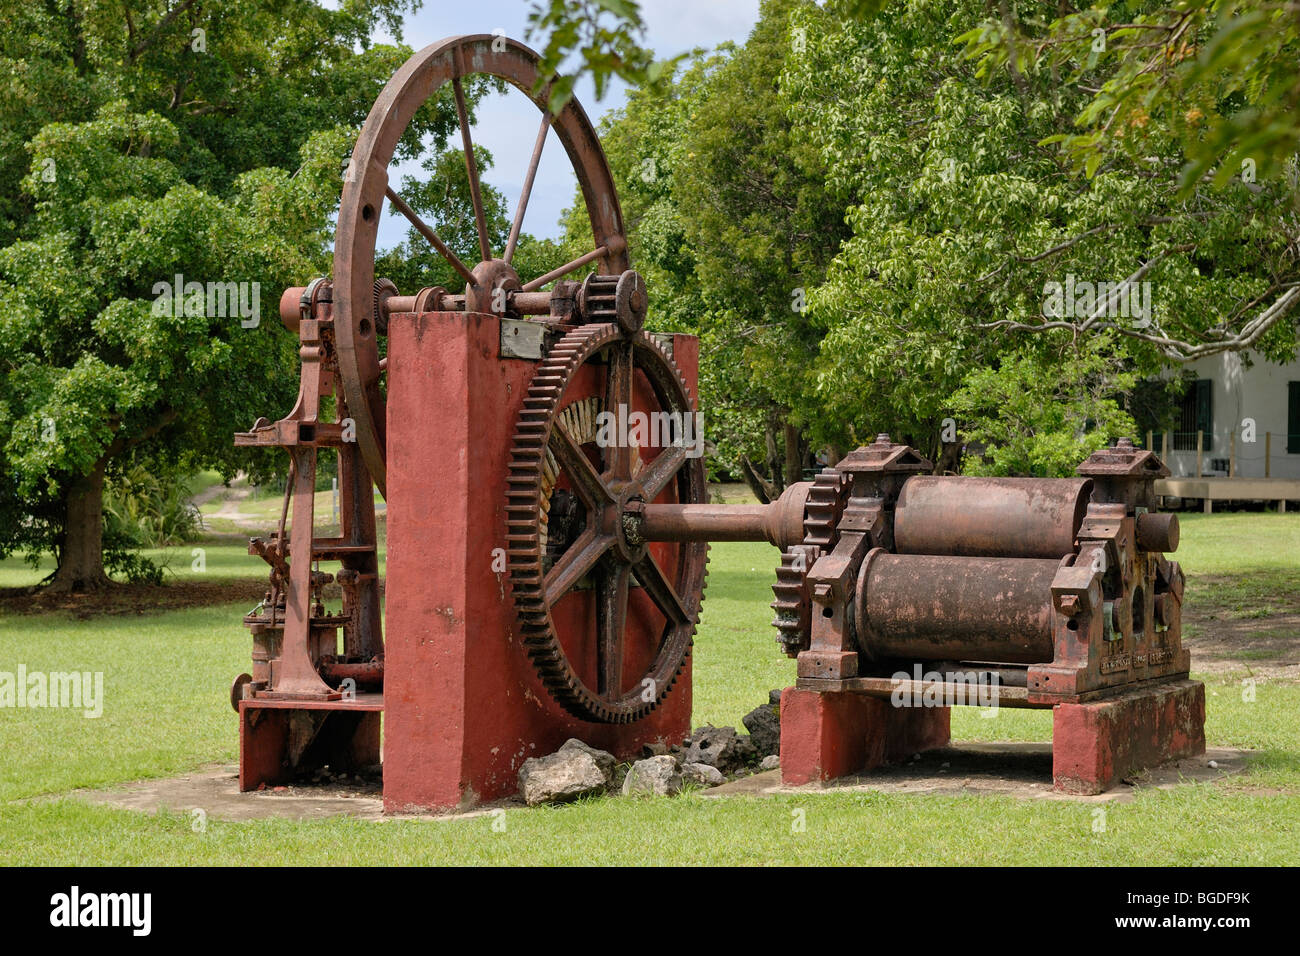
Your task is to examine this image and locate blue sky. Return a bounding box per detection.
[329,0,761,249]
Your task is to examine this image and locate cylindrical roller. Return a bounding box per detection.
[1136,511,1178,552]
[855,552,1060,664]
[894,476,1092,558]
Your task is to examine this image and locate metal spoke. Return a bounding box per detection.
[603,342,634,483]
[384,187,476,285]
[544,528,613,606]
[505,113,549,264]
[597,563,631,696]
[452,77,492,263]
[634,552,690,626]
[634,445,687,501]
[549,419,612,507]
[520,244,615,292]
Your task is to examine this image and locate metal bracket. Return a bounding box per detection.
[500,318,551,360]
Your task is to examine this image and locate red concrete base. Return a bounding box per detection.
[779,687,951,785]
[1052,679,1206,794]
[382,311,701,812]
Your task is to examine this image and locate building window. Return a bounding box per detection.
[1289,382,1300,454]
[1174,379,1212,451]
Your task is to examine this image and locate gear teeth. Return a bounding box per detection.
[770,468,852,656]
[505,322,707,723]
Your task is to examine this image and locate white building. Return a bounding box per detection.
[1159,352,1300,480]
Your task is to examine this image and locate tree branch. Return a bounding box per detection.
[129,0,199,61]
[981,281,1300,361]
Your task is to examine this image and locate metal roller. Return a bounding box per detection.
[855,552,1061,664]
[894,476,1092,559]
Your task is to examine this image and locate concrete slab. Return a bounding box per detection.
[61,764,507,823]
[705,743,1250,804]
[56,744,1251,821]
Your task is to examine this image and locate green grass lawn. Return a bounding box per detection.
[0,512,1297,865]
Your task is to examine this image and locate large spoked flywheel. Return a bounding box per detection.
[333,34,631,497]
[507,324,709,723]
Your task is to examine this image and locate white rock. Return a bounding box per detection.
[681,762,725,787]
[622,755,683,796]
[518,750,607,806]
[558,738,616,777]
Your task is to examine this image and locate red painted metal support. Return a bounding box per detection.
[238,696,382,791]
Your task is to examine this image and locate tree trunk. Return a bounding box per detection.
[48,458,111,592]
[935,441,964,475]
[783,420,803,487]
[739,455,777,504]
[763,416,784,494]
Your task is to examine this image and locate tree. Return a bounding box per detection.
[949,334,1138,476]
[957,0,1300,358]
[556,0,848,497]
[958,1,1300,189]
[783,0,1294,469]
[546,0,1296,477]
[376,146,512,295]
[523,0,681,110]
[0,103,349,589]
[673,0,850,492]
[0,0,471,590]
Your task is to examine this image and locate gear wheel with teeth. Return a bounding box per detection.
[506,323,708,723]
[770,467,853,657]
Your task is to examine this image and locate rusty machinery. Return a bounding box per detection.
[231,34,1203,804]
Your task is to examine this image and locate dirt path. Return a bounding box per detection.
[191,476,276,532]
[1181,572,1300,680]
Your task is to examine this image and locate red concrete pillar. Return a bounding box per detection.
[383,311,696,812]
[779,687,951,785]
[1052,679,1206,794]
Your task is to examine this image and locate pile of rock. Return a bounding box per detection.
[515,690,785,806]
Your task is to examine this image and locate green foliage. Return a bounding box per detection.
[949,335,1138,476]
[103,465,204,549]
[550,0,1296,477]
[786,0,1293,459]
[0,1,454,582]
[957,1,1300,191]
[102,543,165,586]
[375,145,510,292]
[524,0,682,110]
[559,0,846,480]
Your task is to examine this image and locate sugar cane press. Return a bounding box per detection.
[754,435,1204,793]
[230,34,1203,809]
[231,33,708,807]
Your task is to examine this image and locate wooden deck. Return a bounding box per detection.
[1155,477,1300,513]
